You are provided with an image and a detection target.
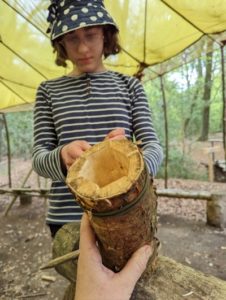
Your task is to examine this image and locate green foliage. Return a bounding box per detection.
[1,111,33,159]
[143,49,222,180]
[156,148,208,181]
[144,49,223,142]
[144,79,164,143]
[209,76,223,133]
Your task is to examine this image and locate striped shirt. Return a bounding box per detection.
[32,70,163,225]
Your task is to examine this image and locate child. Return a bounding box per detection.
[32,0,163,237]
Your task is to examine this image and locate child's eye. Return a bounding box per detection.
[85,33,96,40]
[66,36,79,43]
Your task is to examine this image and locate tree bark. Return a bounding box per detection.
[131,255,226,300]
[183,57,203,138]
[199,41,214,141]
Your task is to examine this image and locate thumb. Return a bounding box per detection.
[78,140,91,151]
[118,245,153,287]
[106,128,125,139]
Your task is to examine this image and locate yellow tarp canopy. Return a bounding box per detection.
[1,0,226,112]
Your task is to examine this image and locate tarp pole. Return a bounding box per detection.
[220,44,226,161]
[160,75,168,188]
[0,113,12,188]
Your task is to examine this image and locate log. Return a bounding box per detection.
[0,188,49,195]
[52,222,226,300]
[132,256,226,300]
[66,139,158,272]
[207,192,226,228]
[52,222,80,283]
[157,188,211,200]
[157,189,226,228]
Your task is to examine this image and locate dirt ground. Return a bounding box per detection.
[0,158,226,300]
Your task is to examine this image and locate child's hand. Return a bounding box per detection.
[105,128,126,141]
[60,140,91,170]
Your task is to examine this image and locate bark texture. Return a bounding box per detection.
[67,139,158,271]
[90,172,158,271]
[131,256,226,300]
[52,222,80,283]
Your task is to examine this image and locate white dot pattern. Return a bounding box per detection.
[64,8,70,15]
[81,7,89,13]
[50,1,118,40]
[90,16,97,21]
[97,12,104,17]
[62,25,68,32]
[71,14,78,21]
[60,1,65,7]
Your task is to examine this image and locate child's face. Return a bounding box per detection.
[62,26,105,74]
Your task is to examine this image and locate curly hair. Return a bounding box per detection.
[52,25,121,67]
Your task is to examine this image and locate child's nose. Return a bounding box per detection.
[76,39,90,53]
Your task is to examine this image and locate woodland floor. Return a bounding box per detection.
[0,144,226,300]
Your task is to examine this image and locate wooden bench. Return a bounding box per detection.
[1,187,226,228]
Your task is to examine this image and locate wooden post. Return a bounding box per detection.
[203,145,222,182]
[160,75,169,188]
[19,193,32,205]
[0,113,12,187]
[207,192,226,228]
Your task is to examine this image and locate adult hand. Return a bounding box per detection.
[105,128,126,141]
[75,214,153,300]
[60,140,91,170]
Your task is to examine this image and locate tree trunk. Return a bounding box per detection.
[183,57,203,138]
[199,41,214,141]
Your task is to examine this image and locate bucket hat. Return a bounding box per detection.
[47,0,118,41]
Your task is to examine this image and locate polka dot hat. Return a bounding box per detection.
[46,0,119,41]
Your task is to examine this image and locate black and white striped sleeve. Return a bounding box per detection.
[32,82,65,181]
[130,78,163,176]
